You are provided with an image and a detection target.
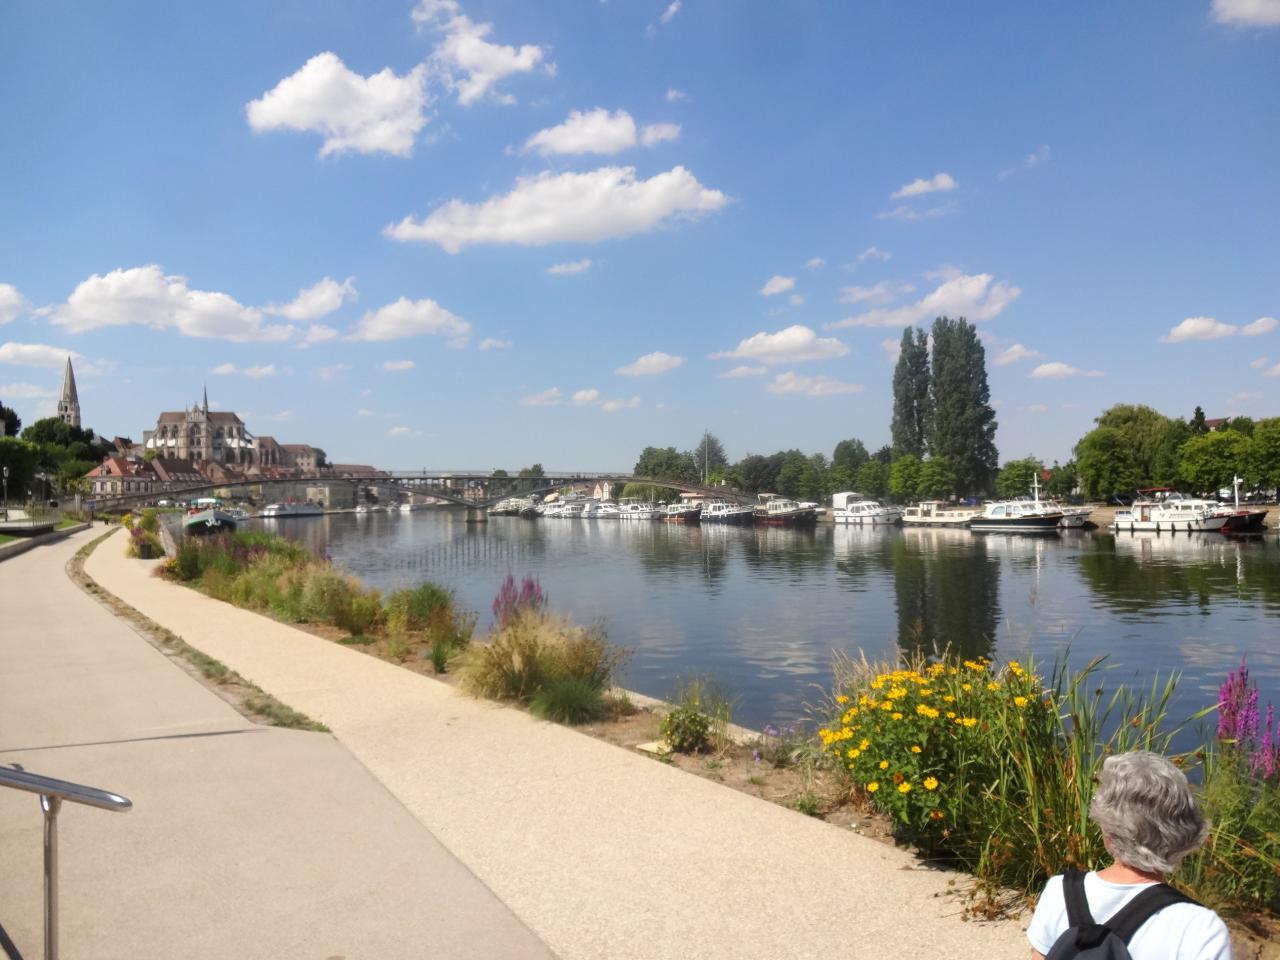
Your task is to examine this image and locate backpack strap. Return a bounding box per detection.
[1061,868,1095,930]
[1103,883,1197,944]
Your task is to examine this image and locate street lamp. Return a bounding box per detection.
[2,465,8,521]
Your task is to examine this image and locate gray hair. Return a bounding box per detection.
[1088,751,1210,874]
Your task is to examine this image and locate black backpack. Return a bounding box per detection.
[1044,868,1197,960]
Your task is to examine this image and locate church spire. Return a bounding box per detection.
[57,356,81,429]
[202,384,208,413]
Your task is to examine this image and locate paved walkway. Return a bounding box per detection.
[76,528,1029,960]
[0,529,554,959]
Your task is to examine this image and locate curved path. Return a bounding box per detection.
[0,528,553,960]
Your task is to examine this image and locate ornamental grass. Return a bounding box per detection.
[820,651,1280,918]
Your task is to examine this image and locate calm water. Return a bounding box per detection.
[253,510,1280,734]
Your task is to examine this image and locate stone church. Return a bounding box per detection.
[142,389,259,465]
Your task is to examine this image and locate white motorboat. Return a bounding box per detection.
[583,501,620,519]
[354,503,372,516]
[702,500,754,525]
[618,498,661,520]
[1019,475,1092,528]
[260,501,324,518]
[901,500,978,527]
[1111,490,1251,534]
[969,498,1064,532]
[831,492,902,525]
[399,502,414,513]
[561,502,587,519]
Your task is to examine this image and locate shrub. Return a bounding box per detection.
[301,568,357,624]
[138,508,159,534]
[660,706,711,753]
[531,676,605,724]
[337,592,384,635]
[127,525,163,559]
[387,582,454,632]
[670,675,736,753]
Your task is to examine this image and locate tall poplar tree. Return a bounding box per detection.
[890,326,931,456]
[928,316,998,495]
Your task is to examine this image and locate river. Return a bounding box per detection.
[251,510,1280,734]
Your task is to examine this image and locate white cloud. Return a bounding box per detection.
[876,203,957,222]
[760,275,796,297]
[766,371,862,397]
[349,296,470,344]
[1029,362,1104,379]
[265,277,356,321]
[572,388,601,406]
[51,265,293,343]
[0,284,27,324]
[992,343,1044,366]
[830,272,1021,329]
[880,338,901,362]
[302,324,339,346]
[1229,391,1263,404]
[413,0,547,106]
[211,363,276,378]
[478,337,513,350]
[0,342,83,370]
[388,425,424,438]
[858,246,892,262]
[386,165,728,252]
[660,1,682,23]
[1249,356,1269,369]
[718,365,767,379]
[383,359,416,371]
[602,396,641,412]
[524,109,637,155]
[891,172,957,199]
[547,259,593,276]
[357,408,374,417]
[1026,403,1049,414]
[1265,363,1280,379]
[1211,0,1280,26]
[615,351,683,376]
[805,257,825,270]
[1025,145,1051,168]
[712,325,849,365]
[838,281,913,306]
[640,122,680,146]
[520,387,563,406]
[1160,315,1277,342]
[0,382,55,400]
[246,53,429,158]
[665,88,687,102]
[788,294,805,306]
[316,363,350,381]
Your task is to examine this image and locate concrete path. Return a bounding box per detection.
[80,528,1029,960]
[0,529,555,960]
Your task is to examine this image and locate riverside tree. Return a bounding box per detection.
[1073,404,1188,495]
[927,317,998,496]
[891,327,931,457]
[1178,431,1250,494]
[0,400,20,437]
[995,458,1044,499]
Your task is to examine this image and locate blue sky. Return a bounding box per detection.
[1,0,1277,470]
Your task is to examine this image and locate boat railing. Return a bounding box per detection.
[0,765,132,960]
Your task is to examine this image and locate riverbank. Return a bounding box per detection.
[82,527,1028,960]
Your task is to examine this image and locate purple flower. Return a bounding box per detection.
[763,724,778,739]
[492,572,547,629]
[1217,657,1260,744]
[1253,704,1279,781]
[752,749,761,763]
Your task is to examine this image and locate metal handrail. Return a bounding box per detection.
[0,765,132,960]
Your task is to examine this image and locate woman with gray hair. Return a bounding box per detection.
[1027,751,1232,959]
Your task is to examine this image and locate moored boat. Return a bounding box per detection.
[260,501,324,518]
[753,495,818,527]
[184,507,236,535]
[618,498,662,520]
[969,498,1063,533]
[662,503,702,524]
[831,492,902,525]
[702,500,754,525]
[901,500,978,527]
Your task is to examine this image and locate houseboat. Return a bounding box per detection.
[260,501,324,519]
[662,503,702,524]
[702,500,755,525]
[901,501,979,527]
[831,492,903,525]
[969,499,1064,532]
[753,495,818,527]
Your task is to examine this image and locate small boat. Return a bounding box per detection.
[618,498,662,520]
[583,501,621,519]
[260,501,324,518]
[185,507,236,536]
[753,495,818,527]
[969,499,1064,533]
[399,502,414,513]
[1112,489,1265,534]
[662,503,702,524]
[1019,475,1091,528]
[702,500,754,525]
[831,492,902,525]
[224,506,251,523]
[561,502,587,519]
[902,500,978,527]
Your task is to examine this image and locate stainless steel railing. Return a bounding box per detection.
[0,765,132,960]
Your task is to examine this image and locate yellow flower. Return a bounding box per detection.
[946,711,957,719]
[859,738,870,750]
[898,782,912,794]
[836,695,849,704]
[987,682,1000,691]
[891,712,903,721]
[910,745,922,754]
[1009,660,1024,676]
[1013,696,1029,708]
[961,683,972,692]
[847,748,861,759]
[942,695,956,703]
[916,704,940,719]
[919,688,933,697]
[923,776,939,790]
[866,782,880,793]
[960,717,978,728]
[879,760,889,770]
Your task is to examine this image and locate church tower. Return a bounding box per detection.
[57,356,81,429]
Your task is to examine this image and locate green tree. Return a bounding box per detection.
[872,444,893,465]
[772,450,811,500]
[832,438,870,475]
[634,447,697,484]
[1075,427,1141,500]
[491,468,509,478]
[691,432,728,482]
[888,454,921,502]
[21,417,76,446]
[916,456,957,500]
[0,437,38,499]
[0,400,20,437]
[855,459,889,499]
[517,463,545,478]
[143,448,158,462]
[1093,405,1176,485]
[1249,418,1280,491]
[1179,432,1250,494]
[826,463,855,497]
[927,317,998,495]
[995,458,1044,499]
[1190,405,1208,436]
[1150,418,1190,488]
[891,327,931,457]
[1220,416,1255,437]
[1045,460,1078,499]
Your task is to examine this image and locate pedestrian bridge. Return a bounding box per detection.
[89,470,754,513]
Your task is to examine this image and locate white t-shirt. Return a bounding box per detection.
[1027,872,1233,960]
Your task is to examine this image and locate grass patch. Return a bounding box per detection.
[0,533,16,545]
[339,634,377,646]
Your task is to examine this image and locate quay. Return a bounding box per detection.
[1,528,1027,959]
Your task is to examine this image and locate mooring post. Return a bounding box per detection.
[42,793,61,960]
[466,506,488,524]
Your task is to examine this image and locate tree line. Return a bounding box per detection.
[0,404,103,503]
